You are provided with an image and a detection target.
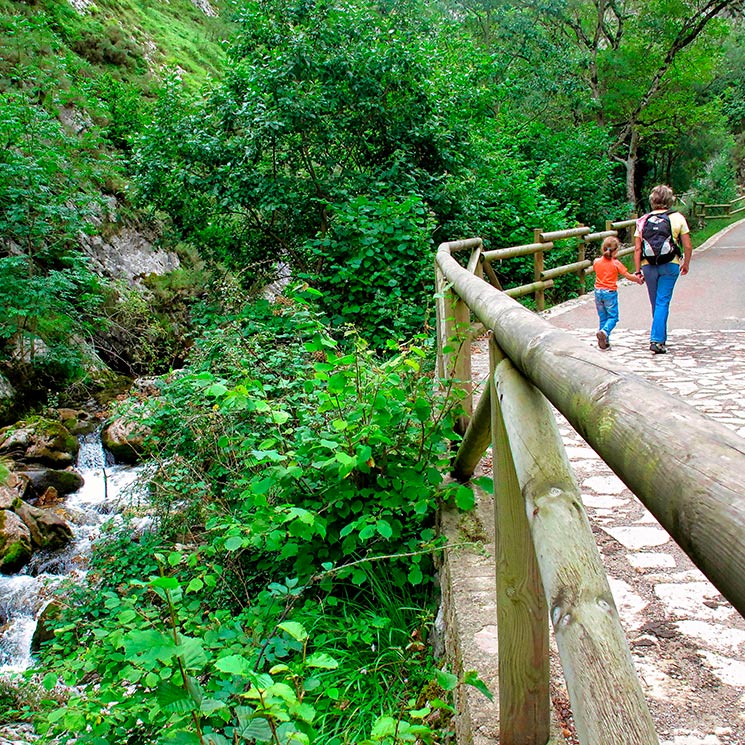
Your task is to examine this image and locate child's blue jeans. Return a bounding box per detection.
[595,289,619,341]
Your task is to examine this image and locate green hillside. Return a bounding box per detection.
[0,0,234,416]
[0,0,230,88]
[0,2,742,743]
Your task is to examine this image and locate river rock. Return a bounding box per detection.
[0,485,17,511]
[0,418,79,468]
[102,416,149,464]
[37,487,61,507]
[0,510,33,573]
[56,408,98,436]
[13,501,74,552]
[30,601,62,653]
[17,468,84,499]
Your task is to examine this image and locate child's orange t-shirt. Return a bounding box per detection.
[594,257,633,291]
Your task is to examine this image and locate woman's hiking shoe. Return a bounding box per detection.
[650,342,667,354]
[596,330,609,349]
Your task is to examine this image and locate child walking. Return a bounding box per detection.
[593,236,643,350]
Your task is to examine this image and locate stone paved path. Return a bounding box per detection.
[462,223,745,744]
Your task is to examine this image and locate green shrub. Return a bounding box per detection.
[134,292,464,589]
[301,194,436,349]
[33,293,473,744]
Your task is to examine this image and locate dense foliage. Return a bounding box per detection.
[2,0,743,397]
[27,294,479,744]
[0,88,109,400]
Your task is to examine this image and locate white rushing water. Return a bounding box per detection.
[0,430,146,673]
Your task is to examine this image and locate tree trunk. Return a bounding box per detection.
[625,127,639,207]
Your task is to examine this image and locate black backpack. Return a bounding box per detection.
[640,210,681,265]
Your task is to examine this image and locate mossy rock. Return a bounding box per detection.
[31,601,63,653]
[56,408,98,436]
[0,509,33,574]
[102,416,149,464]
[0,417,79,468]
[19,468,84,498]
[14,501,74,551]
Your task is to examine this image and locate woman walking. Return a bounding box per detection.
[634,184,693,354]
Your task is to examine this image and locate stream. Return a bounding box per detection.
[0,430,145,674]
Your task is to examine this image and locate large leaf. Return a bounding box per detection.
[237,716,273,743]
[215,654,253,676]
[156,682,196,713]
[278,621,308,643]
[305,653,339,670]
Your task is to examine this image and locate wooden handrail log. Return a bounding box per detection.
[731,205,745,215]
[494,353,658,744]
[610,218,637,229]
[479,255,503,290]
[466,245,482,274]
[444,237,483,253]
[436,241,745,618]
[504,278,554,298]
[451,383,491,482]
[540,226,590,242]
[542,259,592,280]
[584,229,617,242]
[482,242,556,261]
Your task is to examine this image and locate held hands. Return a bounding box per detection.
[633,271,645,285]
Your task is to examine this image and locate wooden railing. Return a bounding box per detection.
[480,218,637,311]
[691,193,745,220]
[434,236,745,745]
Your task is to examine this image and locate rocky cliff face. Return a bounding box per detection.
[81,225,180,284]
[79,198,180,286]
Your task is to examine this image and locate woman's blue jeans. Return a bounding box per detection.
[594,289,619,341]
[642,262,680,344]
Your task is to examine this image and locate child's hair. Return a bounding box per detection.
[601,236,621,258]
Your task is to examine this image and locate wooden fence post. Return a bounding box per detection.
[490,337,550,745]
[494,354,659,745]
[576,235,587,296]
[533,228,545,311]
